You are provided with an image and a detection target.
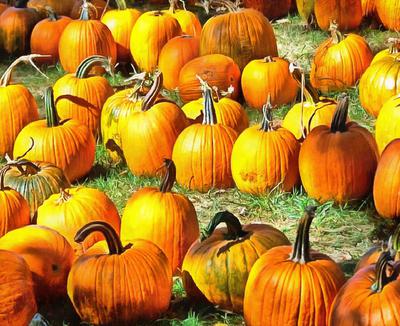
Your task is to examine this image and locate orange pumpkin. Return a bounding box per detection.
[164,0,202,37]
[68,221,172,325]
[13,87,96,182]
[243,0,291,20]
[376,0,400,31]
[361,0,377,18]
[27,0,74,16]
[0,3,8,15]
[70,0,108,19]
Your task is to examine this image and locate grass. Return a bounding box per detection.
[1,10,399,326]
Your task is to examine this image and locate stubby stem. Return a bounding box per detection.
[201,211,248,242]
[160,159,176,193]
[45,87,60,127]
[260,95,274,132]
[115,0,127,10]
[388,38,400,55]
[45,6,59,21]
[330,93,349,133]
[75,55,113,78]
[141,71,163,111]
[371,251,398,293]
[290,206,317,264]
[264,56,274,63]
[80,0,90,20]
[329,21,344,44]
[75,221,124,255]
[56,188,72,204]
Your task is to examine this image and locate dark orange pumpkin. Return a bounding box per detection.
[68,221,172,325]
[182,211,290,312]
[243,0,291,20]
[244,206,345,325]
[376,0,400,31]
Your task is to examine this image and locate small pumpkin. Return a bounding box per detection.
[164,0,202,37]
[68,221,172,325]
[244,206,345,326]
[182,211,290,312]
[13,87,96,182]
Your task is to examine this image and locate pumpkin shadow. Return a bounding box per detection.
[216,232,253,257]
[80,164,109,182]
[55,95,98,113]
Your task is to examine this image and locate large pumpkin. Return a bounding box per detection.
[0,56,39,158]
[37,187,121,256]
[172,83,238,191]
[199,1,278,70]
[53,55,114,137]
[310,22,373,92]
[299,94,378,204]
[182,211,289,312]
[27,0,74,16]
[231,99,300,194]
[58,1,116,73]
[122,72,188,177]
[376,0,400,31]
[244,206,345,326]
[121,159,199,274]
[0,225,75,301]
[68,221,172,325]
[13,87,96,182]
[243,0,291,20]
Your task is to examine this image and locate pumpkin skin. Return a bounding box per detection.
[244,207,345,326]
[101,1,141,62]
[58,4,117,73]
[241,56,298,109]
[231,102,300,194]
[0,249,37,326]
[329,252,400,326]
[172,85,238,192]
[0,57,39,158]
[200,7,278,70]
[182,211,290,312]
[178,54,241,103]
[376,0,400,31]
[361,0,377,18]
[159,35,200,90]
[130,10,182,72]
[0,1,40,55]
[299,95,378,204]
[28,0,74,16]
[314,0,362,31]
[30,9,72,65]
[0,4,8,15]
[53,55,114,137]
[122,73,189,177]
[121,159,199,274]
[37,187,121,256]
[164,0,202,37]
[243,0,291,20]
[13,87,96,182]
[68,221,173,325]
[310,24,373,92]
[0,225,75,301]
[70,0,108,20]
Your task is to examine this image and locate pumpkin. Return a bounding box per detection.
[359,52,400,117]
[241,56,298,109]
[243,0,291,20]
[299,94,378,204]
[181,79,248,133]
[13,87,96,182]
[37,187,121,256]
[121,159,199,274]
[282,64,337,140]
[0,0,40,55]
[159,35,200,90]
[0,3,8,15]
[130,10,182,72]
[53,55,114,137]
[372,38,400,65]
[182,211,290,312]
[0,55,39,158]
[101,0,141,62]
[30,7,72,65]
[27,0,74,16]
[0,166,30,237]
[164,0,202,37]
[0,225,75,301]
[68,221,172,325]
[122,72,188,176]
[361,0,377,18]
[0,249,37,326]
[231,99,300,194]
[376,0,400,31]
[244,206,346,325]
[178,54,241,103]
[329,252,400,326]
[314,0,362,31]
[70,0,108,19]
[310,22,373,92]
[296,0,314,24]
[172,82,238,191]
[58,0,116,73]
[199,0,278,70]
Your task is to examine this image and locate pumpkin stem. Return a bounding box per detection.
[159,159,177,193]
[388,38,400,55]
[45,87,60,127]
[75,55,114,78]
[264,56,274,63]
[75,221,125,255]
[169,0,178,12]
[4,139,43,175]
[201,211,248,242]
[290,206,317,264]
[44,6,59,20]
[115,0,127,10]
[198,0,239,14]
[0,165,11,191]
[196,76,217,125]
[371,251,398,293]
[260,94,274,132]
[56,188,72,204]
[289,62,319,104]
[141,71,163,111]
[388,223,400,254]
[329,21,343,44]
[330,93,349,133]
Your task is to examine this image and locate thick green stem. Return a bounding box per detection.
[160,159,176,193]
[389,223,400,253]
[201,211,248,242]
[330,93,349,133]
[371,251,398,293]
[115,0,127,10]
[76,55,113,78]
[141,72,163,111]
[45,87,60,127]
[260,95,274,132]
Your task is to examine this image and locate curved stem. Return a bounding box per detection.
[290,206,317,263]
[0,165,11,191]
[141,71,163,111]
[115,0,127,10]
[371,251,398,293]
[74,221,124,255]
[329,21,343,44]
[200,211,248,242]
[330,93,349,133]
[45,87,60,127]
[389,223,400,253]
[76,55,113,78]
[260,94,274,132]
[159,159,176,193]
[44,6,59,21]
[289,62,319,104]
[196,76,217,125]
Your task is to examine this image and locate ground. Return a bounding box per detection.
[1,10,399,326]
